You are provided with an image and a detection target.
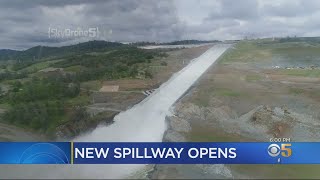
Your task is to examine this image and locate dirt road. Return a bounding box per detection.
[0,122,43,141]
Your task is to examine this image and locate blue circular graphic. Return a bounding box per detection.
[19,143,69,164]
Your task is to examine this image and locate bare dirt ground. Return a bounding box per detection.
[0,122,44,141]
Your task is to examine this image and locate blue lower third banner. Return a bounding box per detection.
[0,142,71,164]
[1,142,320,164]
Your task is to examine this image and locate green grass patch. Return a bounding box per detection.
[192,87,245,106]
[219,41,272,64]
[20,59,63,73]
[67,95,91,106]
[64,65,86,73]
[80,80,102,91]
[192,95,211,107]
[188,125,247,142]
[245,74,263,82]
[279,69,320,77]
[214,88,243,97]
[6,64,15,72]
[273,46,320,55]
[191,88,214,107]
[219,39,320,65]
[289,88,304,95]
[0,103,11,109]
[2,78,30,85]
[86,50,116,56]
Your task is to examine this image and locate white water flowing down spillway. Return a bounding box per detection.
[0,44,230,179]
[75,44,230,143]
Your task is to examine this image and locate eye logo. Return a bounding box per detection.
[267,143,292,158]
[268,144,281,157]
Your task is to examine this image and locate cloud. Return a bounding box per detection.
[181,0,320,40]
[0,0,319,49]
[0,0,184,49]
[207,0,260,20]
[263,0,320,17]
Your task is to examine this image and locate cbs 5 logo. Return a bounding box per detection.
[268,144,292,157]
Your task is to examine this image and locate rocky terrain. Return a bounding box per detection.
[153,100,320,179]
[165,102,320,143]
[152,40,320,179]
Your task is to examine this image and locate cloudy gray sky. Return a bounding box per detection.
[0,0,320,49]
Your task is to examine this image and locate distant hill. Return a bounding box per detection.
[161,40,221,45]
[0,49,20,60]
[131,40,221,46]
[0,40,124,61]
[0,39,223,61]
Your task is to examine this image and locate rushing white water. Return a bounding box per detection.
[0,44,230,179]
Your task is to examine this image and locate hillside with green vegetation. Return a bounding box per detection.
[0,41,166,138]
[0,40,123,61]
